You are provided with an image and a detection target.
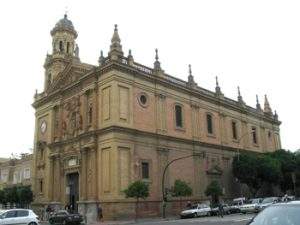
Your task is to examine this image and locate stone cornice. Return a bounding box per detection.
[34,59,281,126]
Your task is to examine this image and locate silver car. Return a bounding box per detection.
[180,204,211,218]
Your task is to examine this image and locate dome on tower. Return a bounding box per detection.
[51,14,77,37]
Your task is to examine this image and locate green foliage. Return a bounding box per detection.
[232,149,300,196]
[124,180,149,200]
[257,155,282,184]
[0,186,33,207]
[171,179,192,198]
[0,189,6,204]
[205,181,223,204]
[17,186,33,205]
[232,153,260,195]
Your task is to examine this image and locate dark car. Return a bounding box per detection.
[247,201,300,225]
[49,210,83,225]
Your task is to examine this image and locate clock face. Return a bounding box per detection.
[40,121,47,134]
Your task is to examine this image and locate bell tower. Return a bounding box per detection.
[44,14,79,90]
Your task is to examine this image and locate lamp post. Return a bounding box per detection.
[161,152,203,218]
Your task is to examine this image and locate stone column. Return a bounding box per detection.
[83,90,89,131]
[48,156,54,201]
[191,104,200,140]
[93,83,98,130]
[80,149,87,201]
[90,148,97,200]
[54,155,61,202]
[219,113,228,144]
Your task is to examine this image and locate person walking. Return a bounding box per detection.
[218,203,224,218]
[97,203,103,222]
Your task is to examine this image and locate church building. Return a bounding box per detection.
[32,14,281,222]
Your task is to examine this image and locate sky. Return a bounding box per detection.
[0,0,299,157]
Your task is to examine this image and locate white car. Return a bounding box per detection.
[255,197,280,212]
[0,209,39,225]
[180,204,211,218]
[240,198,262,214]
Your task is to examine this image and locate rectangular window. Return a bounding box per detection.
[175,105,183,128]
[141,162,149,179]
[252,127,257,144]
[232,121,237,140]
[40,180,43,193]
[207,114,213,134]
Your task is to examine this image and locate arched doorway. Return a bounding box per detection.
[67,172,79,212]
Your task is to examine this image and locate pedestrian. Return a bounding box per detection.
[186,201,192,209]
[218,203,224,218]
[97,203,103,222]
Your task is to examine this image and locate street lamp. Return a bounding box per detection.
[161,152,204,218]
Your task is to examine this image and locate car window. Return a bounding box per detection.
[5,211,17,218]
[17,210,29,217]
[56,212,67,216]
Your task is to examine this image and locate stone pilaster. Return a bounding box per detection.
[53,155,61,202]
[93,83,98,130]
[80,148,87,201]
[191,104,200,140]
[48,156,54,201]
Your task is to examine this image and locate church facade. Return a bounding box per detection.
[32,15,281,222]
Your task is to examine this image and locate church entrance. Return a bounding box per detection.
[66,172,79,213]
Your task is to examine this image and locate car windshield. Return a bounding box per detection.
[251,199,261,204]
[249,205,300,225]
[190,205,198,209]
[262,197,275,204]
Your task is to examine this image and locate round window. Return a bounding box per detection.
[138,93,149,107]
[140,95,147,105]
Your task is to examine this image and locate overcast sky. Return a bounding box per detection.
[0,0,299,157]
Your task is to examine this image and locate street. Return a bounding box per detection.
[132,214,253,225]
[41,214,254,225]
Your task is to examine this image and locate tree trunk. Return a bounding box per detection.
[179,197,182,210]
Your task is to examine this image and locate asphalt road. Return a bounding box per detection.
[129,214,253,225]
[42,213,254,225]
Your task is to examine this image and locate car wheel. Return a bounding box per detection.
[28,223,37,225]
[62,220,67,225]
[193,213,198,218]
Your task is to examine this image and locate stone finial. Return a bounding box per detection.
[109,24,123,60]
[214,76,223,98]
[264,94,273,115]
[153,48,162,73]
[187,64,197,88]
[128,49,134,65]
[256,94,262,112]
[74,44,79,58]
[98,50,105,66]
[274,110,279,121]
[237,86,245,106]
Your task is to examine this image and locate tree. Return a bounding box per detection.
[17,186,33,208]
[0,189,6,206]
[205,181,223,206]
[269,150,296,193]
[4,186,19,207]
[232,153,261,196]
[124,180,149,220]
[171,179,192,209]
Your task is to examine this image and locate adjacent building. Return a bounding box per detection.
[0,154,33,189]
[32,15,281,222]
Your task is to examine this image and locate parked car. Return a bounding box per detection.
[255,197,280,212]
[49,210,83,225]
[247,201,300,225]
[0,209,40,225]
[210,204,231,216]
[240,198,263,214]
[228,198,245,214]
[180,204,211,218]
